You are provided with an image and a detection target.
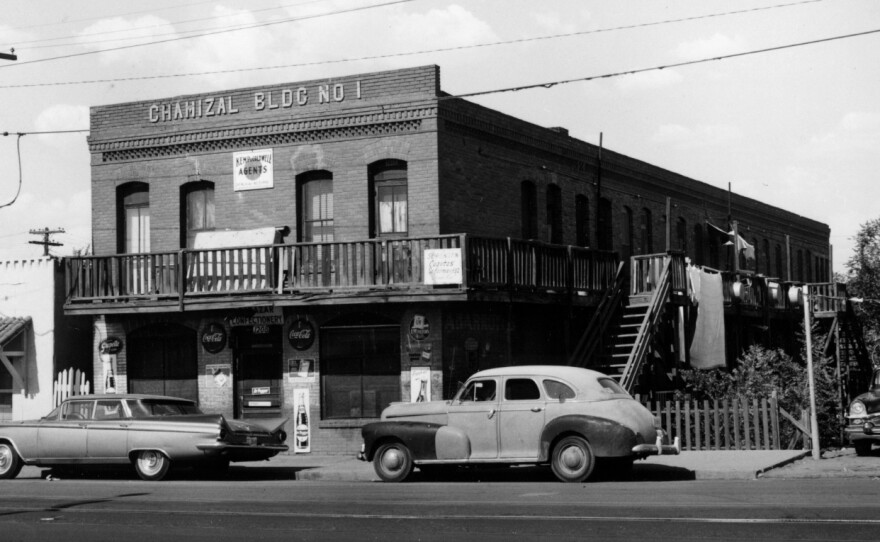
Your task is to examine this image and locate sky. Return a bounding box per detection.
[0,0,878,274]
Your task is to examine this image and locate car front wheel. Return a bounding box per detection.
[134,450,171,481]
[0,442,23,480]
[551,436,595,483]
[373,442,413,483]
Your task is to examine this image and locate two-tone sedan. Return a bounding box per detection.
[358,366,680,483]
[0,394,288,481]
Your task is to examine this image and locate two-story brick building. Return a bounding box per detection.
[65,65,845,454]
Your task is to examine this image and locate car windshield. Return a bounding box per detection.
[127,399,202,417]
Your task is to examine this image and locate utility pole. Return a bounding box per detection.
[29,227,64,256]
[0,48,16,61]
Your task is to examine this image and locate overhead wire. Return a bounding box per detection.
[0,0,832,88]
[0,0,415,69]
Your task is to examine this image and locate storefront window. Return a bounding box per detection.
[321,324,400,419]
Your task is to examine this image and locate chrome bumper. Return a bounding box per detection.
[632,431,681,456]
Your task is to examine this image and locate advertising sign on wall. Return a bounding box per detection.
[423,248,462,285]
[288,358,315,383]
[293,388,311,454]
[233,149,274,191]
[206,364,231,388]
[410,367,431,403]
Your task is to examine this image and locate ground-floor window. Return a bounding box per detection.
[320,324,400,419]
[127,323,198,402]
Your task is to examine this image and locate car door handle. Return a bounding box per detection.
[531,407,543,412]
[487,409,496,419]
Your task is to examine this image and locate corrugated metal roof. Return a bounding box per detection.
[0,316,31,345]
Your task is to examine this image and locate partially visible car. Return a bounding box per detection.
[358,366,679,483]
[0,394,288,481]
[844,369,880,456]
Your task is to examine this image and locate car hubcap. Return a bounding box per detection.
[0,446,10,473]
[560,445,585,472]
[381,448,403,472]
[140,452,162,474]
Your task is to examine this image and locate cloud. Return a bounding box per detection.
[615,69,682,91]
[0,189,91,261]
[808,111,880,155]
[34,105,90,145]
[652,123,743,149]
[675,33,745,59]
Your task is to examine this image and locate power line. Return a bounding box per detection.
[0,0,830,89]
[8,0,332,50]
[0,0,415,69]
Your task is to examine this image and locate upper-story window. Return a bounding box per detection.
[297,171,334,243]
[521,181,538,239]
[641,208,653,254]
[117,182,150,254]
[181,181,215,248]
[621,206,633,260]
[598,198,613,251]
[775,244,784,279]
[575,195,589,247]
[369,160,407,238]
[546,184,562,244]
[676,217,688,253]
[693,224,704,264]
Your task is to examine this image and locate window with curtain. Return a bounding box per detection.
[181,181,215,248]
[298,171,334,243]
[370,160,407,237]
[117,182,150,254]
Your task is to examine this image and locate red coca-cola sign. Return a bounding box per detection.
[201,322,227,353]
[288,319,315,351]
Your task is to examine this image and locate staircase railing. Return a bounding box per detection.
[619,256,673,392]
[567,262,627,368]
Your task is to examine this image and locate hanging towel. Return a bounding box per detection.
[688,270,726,369]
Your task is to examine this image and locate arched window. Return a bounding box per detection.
[775,244,783,279]
[117,182,150,254]
[796,250,804,281]
[521,181,538,239]
[369,160,407,238]
[297,170,334,243]
[181,181,215,248]
[598,198,613,251]
[641,208,653,254]
[575,195,589,247]
[762,239,770,275]
[676,217,688,253]
[546,184,562,244]
[805,250,812,282]
[621,206,633,260]
[693,223,704,264]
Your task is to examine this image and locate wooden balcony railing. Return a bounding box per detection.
[63,235,619,309]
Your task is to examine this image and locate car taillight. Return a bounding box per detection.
[850,401,867,417]
[219,428,228,441]
[277,430,287,443]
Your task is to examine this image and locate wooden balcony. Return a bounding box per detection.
[63,235,619,315]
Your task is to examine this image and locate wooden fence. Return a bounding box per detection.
[53,368,90,407]
[637,393,787,451]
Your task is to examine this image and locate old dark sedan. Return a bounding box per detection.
[358,366,680,483]
[0,394,288,481]
[845,369,880,456]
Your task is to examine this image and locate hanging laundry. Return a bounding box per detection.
[688,269,726,369]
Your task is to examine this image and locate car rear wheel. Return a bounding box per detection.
[854,441,872,456]
[134,450,171,481]
[551,436,595,483]
[373,441,413,483]
[0,442,23,480]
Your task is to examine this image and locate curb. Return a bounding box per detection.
[755,450,810,478]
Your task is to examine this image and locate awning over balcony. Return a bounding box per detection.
[192,226,281,249]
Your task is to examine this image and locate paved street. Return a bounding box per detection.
[2,448,880,541]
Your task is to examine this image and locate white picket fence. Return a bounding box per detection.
[53,368,91,407]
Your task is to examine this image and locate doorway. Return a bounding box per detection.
[233,326,283,418]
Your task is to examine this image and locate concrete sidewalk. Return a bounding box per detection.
[22,447,867,483]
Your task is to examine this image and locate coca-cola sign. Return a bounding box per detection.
[288,319,315,351]
[201,322,227,353]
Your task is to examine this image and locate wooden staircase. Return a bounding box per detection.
[571,252,686,393]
